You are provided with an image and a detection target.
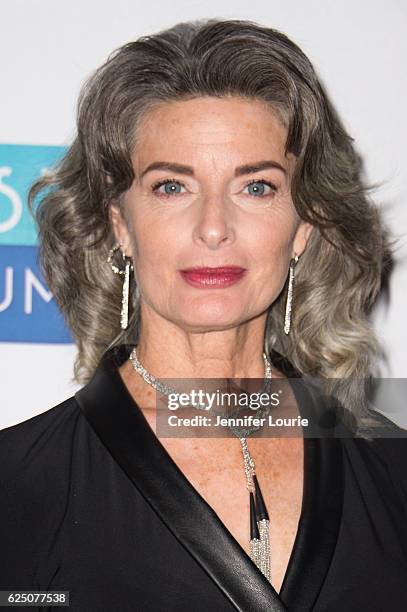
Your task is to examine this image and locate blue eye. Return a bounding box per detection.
[151,177,277,199]
[245,180,277,197]
[152,179,185,196]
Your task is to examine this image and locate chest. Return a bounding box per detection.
[162,437,304,594]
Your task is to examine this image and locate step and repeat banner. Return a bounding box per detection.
[1,0,406,429]
[0,144,70,344]
[0,143,77,428]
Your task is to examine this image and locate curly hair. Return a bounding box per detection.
[28,18,395,430]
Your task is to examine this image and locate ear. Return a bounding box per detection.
[293,220,314,258]
[109,201,132,257]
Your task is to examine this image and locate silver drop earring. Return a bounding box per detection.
[107,243,134,330]
[284,254,299,335]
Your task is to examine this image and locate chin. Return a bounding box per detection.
[173,304,244,331]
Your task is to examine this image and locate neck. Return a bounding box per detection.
[132,302,269,381]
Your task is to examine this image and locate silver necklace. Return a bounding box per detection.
[129,345,272,583]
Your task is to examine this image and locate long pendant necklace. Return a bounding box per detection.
[129,346,272,583]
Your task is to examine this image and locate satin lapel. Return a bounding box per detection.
[75,345,286,612]
[275,354,345,612]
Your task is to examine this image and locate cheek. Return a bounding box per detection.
[250,221,292,265]
[129,216,181,277]
[247,222,294,300]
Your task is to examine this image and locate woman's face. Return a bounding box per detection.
[111,96,313,332]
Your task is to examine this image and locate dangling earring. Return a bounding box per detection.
[107,243,134,330]
[284,254,299,335]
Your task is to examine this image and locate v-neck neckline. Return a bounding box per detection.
[75,344,344,612]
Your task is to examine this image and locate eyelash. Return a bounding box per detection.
[151,178,278,198]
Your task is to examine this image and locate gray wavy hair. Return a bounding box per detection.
[29,18,395,430]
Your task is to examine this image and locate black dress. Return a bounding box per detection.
[1,344,407,611]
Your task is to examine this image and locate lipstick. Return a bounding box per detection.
[179,266,247,288]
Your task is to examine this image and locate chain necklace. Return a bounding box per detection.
[129,345,272,583]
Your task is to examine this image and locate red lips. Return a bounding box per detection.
[179,266,247,288]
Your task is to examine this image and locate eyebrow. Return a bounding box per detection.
[140,159,287,178]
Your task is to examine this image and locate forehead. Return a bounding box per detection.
[133,96,291,168]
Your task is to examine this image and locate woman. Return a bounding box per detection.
[1,18,406,612]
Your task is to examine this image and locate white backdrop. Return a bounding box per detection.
[1,0,406,429]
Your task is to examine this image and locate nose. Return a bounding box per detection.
[192,193,236,250]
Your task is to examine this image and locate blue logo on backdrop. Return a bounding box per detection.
[0,245,72,343]
[0,144,65,246]
[0,144,73,343]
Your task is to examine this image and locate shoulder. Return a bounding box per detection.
[0,394,80,438]
[344,410,407,499]
[0,396,85,509]
[0,396,82,473]
[365,426,407,476]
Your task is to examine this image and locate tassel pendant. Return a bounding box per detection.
[241,438,271,583]
[254,475,270,580]
[249,491,262,566]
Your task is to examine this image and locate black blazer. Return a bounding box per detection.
[1,344,407,611]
